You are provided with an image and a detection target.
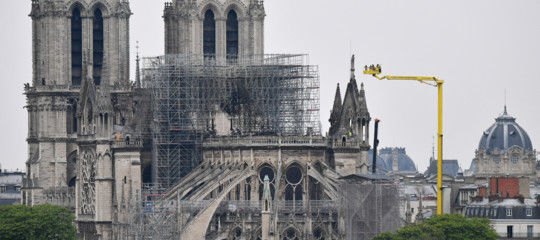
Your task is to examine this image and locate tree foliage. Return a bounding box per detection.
[0,204,77,240]
[372,214,499,240]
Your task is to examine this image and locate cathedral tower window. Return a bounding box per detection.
[203,10,216,57]
[226,10,239,58]
[71,8,82,85]
[93,9,104,85]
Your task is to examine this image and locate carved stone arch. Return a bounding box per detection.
[101,151,112,159]
[281,226,301,240]
[67,150,78,186]
[257,163,275,200]
[199,1,223,20]
[101,152,113,179]
[66,1,89,17]
[89,0,111,17]
[284,161,306,174]
[223,1,247,19]
[256,162,276,172]
[312,226,327,240]
[228,226,243,240]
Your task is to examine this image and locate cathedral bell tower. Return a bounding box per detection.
[164,0,265,59]
[23,1,141,239]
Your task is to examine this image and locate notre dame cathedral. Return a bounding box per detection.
[22,0,401,239]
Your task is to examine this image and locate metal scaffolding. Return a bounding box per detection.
[340,183,402,240]
[127,186,179,240]
[142,54,321,188]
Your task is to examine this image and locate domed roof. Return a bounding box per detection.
[368,148,417,173]
[478,107,533,154]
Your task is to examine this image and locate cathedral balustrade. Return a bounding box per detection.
[203,136,328,148]
[112,139,143,148]
[43,186,76,209]
[332,141,361,148]
[26,85,81,93]
[25,85,132,94]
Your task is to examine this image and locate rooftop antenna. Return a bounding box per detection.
[136,41,139,58]
[135,41,141,88]
[432,135,435,161]
[504,88,507,114]
[350,40,354,67]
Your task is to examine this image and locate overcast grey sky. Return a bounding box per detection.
[2,0,540,173]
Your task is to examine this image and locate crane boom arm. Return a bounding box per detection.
[363,64,445,215]
[363,65,444,86]
[373,75,442,86]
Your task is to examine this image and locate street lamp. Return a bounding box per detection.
[363,64,445,215]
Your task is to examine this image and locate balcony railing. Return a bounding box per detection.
[498,232,540,238]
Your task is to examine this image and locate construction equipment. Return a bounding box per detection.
[363,65,445,215]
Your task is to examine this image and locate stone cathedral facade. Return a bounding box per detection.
[22,0,141,239]
[21,0,381,239]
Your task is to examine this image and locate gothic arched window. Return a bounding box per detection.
[313,228,326,240]
[203,10,216,57]
[284,163,303,201]
[258,164,275,200]
[226,10,239,58]
[71,8,82,85]
[245,177,251,200]
[93,9,104,85]
[282,228,300,240]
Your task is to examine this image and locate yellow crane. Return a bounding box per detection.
[364,64,445,215]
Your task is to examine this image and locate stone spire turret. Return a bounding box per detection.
[358,82,369,114]
[329,84,342,126]
[261,175,272,240]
